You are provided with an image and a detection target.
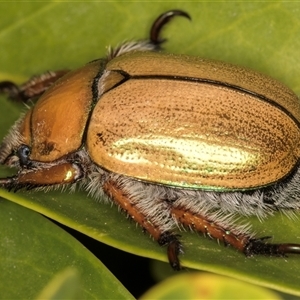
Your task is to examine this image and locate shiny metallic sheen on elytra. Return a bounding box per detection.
[87,51,300,190]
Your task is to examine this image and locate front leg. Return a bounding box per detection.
[0,161,82,191]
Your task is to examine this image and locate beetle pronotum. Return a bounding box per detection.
[1,10,300,270]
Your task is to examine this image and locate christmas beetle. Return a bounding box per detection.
[1,10,300,270]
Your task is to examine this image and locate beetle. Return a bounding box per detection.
[1,10,300,270]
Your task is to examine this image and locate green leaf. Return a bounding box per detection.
[36,268,82,300]
[140,272,283,300]
[1,2,300,298]
[0,199,133,299]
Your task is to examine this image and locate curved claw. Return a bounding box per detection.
[150,9,191,46]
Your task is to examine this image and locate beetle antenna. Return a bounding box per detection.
[150,10,191,47]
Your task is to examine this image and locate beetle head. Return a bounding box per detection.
[0,60,106,191]
[0,114,83,191]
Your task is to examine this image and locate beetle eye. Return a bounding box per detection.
[16,144,31,167]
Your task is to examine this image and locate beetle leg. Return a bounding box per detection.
[0,69,69,102]
[102,178,183,270]
[107,10,191,59]
[171,206,249,252]
[171,206,300,257]
[0,162,82,191]
[158,231,182,270]
[244,237,300,256]
[150,10,191,47]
